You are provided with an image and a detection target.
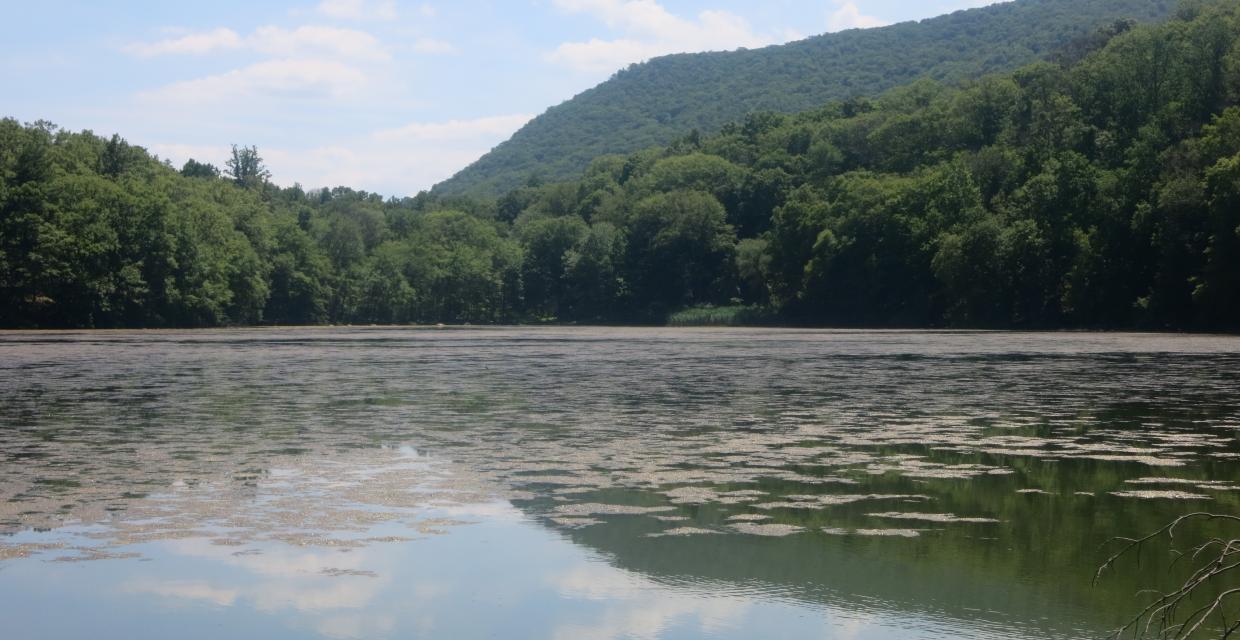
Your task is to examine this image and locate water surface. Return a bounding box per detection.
[2,328,1239,639]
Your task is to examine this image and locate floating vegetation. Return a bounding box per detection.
[663,487,730,504]
[823,527,922,538]
[1108,490,1213,500]
[729,523,805,537]
[646,527,721,538]
[867,512,1000,524]
[552,503,676,517]
[755,494,931,510]
[0,543,64,561]
[856,528,922,537]
[865,459,1011,480]
[362,536,417,544]
[549,517,603,528]
[1124,477,1240,491]
[1076,454,1186,467]
[321,568,378,578]
[2,328,1240,591]
[50,547,141,563]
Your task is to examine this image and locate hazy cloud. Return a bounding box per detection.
[250,25,390,61]
[547,0,794,73]
[316,0,399,21]
[126,25,389,61]
[138,58,369,104]
[123,27,244,56]
[411,37,457,54]
[152,114,532,195]
[374,114,532,142]
[827,2,888,32]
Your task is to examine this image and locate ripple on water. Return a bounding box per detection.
[1,328,1240,640]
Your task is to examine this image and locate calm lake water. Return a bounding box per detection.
[2,328,1239,639]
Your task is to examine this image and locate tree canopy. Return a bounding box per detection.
[2,1,1239,330]
[433,0,1175,197]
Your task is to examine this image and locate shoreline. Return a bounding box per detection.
[1,324,1238,337]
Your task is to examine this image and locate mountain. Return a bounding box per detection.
[433,0,1174,197]
[7,1,1237,330]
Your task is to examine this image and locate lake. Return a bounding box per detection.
[2,328,1239,639]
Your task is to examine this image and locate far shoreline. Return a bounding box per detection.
[1,324,1238,337]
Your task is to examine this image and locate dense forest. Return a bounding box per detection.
[434,0,1175,196]
[2,1,1240,330]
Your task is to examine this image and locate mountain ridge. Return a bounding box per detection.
[433,0,1175,197]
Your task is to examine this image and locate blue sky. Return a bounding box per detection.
[1,0,1002,197]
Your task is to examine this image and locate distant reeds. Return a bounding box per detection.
[666,305,775,327]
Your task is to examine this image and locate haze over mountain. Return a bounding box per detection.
[434,0,1174,197]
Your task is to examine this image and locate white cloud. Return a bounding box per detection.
[125,579,240,607]
[250,25,390,61]
[126,25,389,61]
[547,38,665,73]
[547,0,790,73]
[130,25,391,108]
[548,565,751,640]
[411,37,457,54]
[264,114,533,193]
[827,2,889,32]
[127,539,391,630]
[123,27,243,56]
[138,58,369,104]
[151,114,533,196]
[945,1,1006,9]
[374,114,533,143]
[149,143,231,168]
[317,0,398,21]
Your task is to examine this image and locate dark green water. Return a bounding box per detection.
[1,328,1239,639]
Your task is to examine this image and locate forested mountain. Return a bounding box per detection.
[3,1,1239,330]
[433,0,1175,197]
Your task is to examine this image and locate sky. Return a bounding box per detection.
[1,0,1003,197]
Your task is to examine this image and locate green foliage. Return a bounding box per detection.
[435,0,1176,197]
[666,305,774,327]
[623,190,736,318]
[5,1,1240,330]
[225,145,270,189]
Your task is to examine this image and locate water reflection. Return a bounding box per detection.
[0,503,1066,640]
[2,328,1239,638]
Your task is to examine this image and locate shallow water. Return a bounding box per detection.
[2,328,1239,639]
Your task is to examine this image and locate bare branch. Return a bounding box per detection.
[1097,513,1240,640]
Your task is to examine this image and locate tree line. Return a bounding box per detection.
[2,1,1239,329]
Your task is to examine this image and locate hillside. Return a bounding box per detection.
[432,0,1175,197]
[4,2,1239,330]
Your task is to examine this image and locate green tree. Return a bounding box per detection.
[623,190,737,319]
[225,145,271,189]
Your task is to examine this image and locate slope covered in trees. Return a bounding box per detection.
[433,0,1175,197]
[3,1,1239,330]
